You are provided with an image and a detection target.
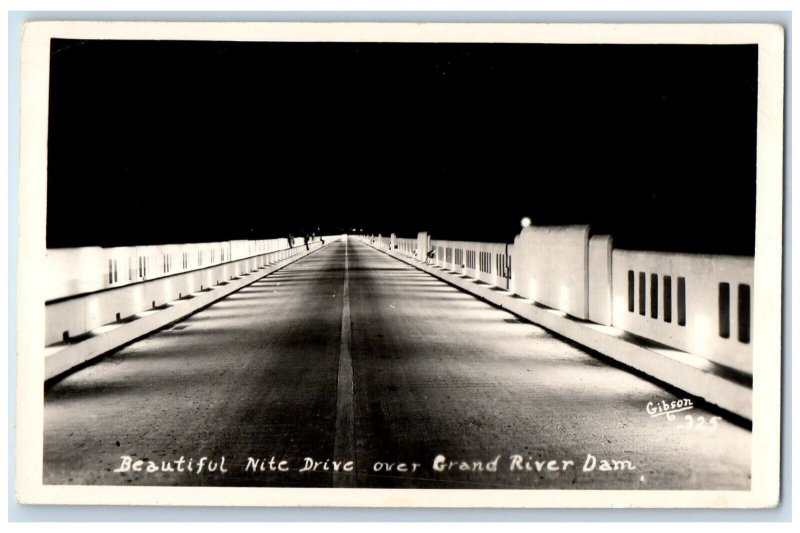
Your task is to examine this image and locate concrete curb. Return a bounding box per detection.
[362,240,752,421]
[45,242,334,381]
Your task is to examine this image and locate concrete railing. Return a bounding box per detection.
[44,234,342,380]
[360,226,754,378]
[46,235,337,346]
[368,233,514,291]
[611,250,753,374]
[429,239,513,291]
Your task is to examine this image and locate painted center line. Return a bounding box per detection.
[333,236,356,488]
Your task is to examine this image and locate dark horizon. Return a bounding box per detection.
[47,39,758,255]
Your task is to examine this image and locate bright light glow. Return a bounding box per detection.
[559,285,571,314]
[528,278,538,301]
[520,216,532,228]
[690,313,711,356]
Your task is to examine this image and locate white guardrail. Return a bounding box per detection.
[45,235,339,347]
[363,225,754,377]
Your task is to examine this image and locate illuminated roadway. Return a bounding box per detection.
[43,238,750,489]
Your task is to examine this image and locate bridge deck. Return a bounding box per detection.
[44,238,750,489]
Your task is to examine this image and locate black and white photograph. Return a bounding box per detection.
[14,21,784,508]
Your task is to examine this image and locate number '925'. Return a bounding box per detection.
[679,415,721,430]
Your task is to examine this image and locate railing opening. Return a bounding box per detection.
[718,282,731,338]
[638,272,646,316]
[627,270,635,312]
[650,273,659,319]
[663,275,672,323]
[738,284,751,344]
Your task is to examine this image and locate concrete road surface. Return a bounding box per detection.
[44,238,750,489]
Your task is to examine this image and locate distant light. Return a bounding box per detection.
[352,228,357,232]
[520,217,532,228]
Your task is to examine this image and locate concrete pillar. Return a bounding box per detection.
[511,224,591,319]
[417,232,431,263]
[588,235,614,326]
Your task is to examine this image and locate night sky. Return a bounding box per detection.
[47,39,758,254]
